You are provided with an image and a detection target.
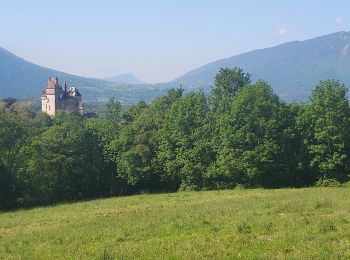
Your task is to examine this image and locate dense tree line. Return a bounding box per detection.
[1,68,350,209]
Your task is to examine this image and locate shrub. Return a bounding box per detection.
[178,183,200,192]
[314,178,341,187]
[342,181,350,188]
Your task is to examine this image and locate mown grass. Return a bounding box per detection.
[1,188,350,259]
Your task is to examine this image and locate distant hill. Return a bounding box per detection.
[105,73,146,85]
[171,31,350,101]
[2,31,350,103]
[0,48,164,104]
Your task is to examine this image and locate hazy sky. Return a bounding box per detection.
[0,0,349,83]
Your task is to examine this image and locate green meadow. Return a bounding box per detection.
[1,188,350,259]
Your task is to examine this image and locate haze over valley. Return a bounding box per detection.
[1,31,350,103]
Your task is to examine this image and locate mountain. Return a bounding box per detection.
[2,31,350,104]
[0,48,164,104]
[171,31,350,101]
[105,73,146,85]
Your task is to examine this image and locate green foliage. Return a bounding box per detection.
[121,101,147,123]
[2,68,350,209]
[104,98,122,121]
[0,163,16,209]
[211,81,296,187]
[158,91,212,190]
[112,89,183,191]
[21,121,106,204]
[210,67,251,112]
[315,178,342,187]
[342,180,350,187]
[0,110,33,209]
[297,80,350,182]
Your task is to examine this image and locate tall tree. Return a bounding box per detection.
[207,67,252,182]
[158,91,213,190]
[297,80,350,182]
[210,67,251,113]
[112,89,183,191]
[20,116,113,205]
[0,111,30,208]
[105,98,122,121]
[211,80,294,188]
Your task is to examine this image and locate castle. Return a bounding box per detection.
[41,77,83,116]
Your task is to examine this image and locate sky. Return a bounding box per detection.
[0,0,349,83]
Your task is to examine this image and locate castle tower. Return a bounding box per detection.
[41,77,83,116]
[41,77,59,116]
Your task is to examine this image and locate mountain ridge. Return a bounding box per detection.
[1,31,350,103]
[0,47,164,104]
[171,31,350,101]
[105,73,146,85]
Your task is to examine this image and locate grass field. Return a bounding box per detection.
[1,188,350,259]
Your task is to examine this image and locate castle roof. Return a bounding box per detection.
[46,77,58,89]
[42,77,82,100]
[67,87,81,97]
[74,89,82,97]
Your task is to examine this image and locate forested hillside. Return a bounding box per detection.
[1,31,350,104]
[171,31,350,101]
[0,47,164,103]
[1,68,350,209]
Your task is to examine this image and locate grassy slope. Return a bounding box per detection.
[1,188,350,259]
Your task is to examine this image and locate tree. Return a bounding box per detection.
[0,111,29,208]
[84,119,125,195]
[122,101,147,123]
[211,80,294,188]
[206,67,252,184]
[112,89,183,192]
[158,91,213,190]
[0,163,16,209]
[20,118,114,205]
[210,67,251,113]
[297,80,350,182]
[105,98,122,121]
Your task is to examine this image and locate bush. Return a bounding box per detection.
[314,178,341,187]
[342,181,350,188]
[178,183,200,192]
